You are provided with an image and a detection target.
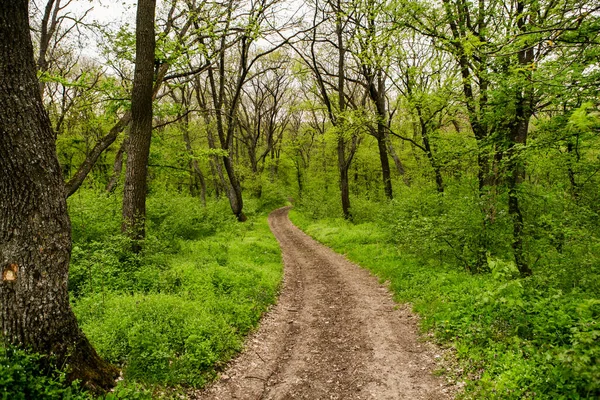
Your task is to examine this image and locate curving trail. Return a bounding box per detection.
[196,207,454,400]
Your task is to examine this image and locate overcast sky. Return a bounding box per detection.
[74,0,136,26]
[47,0,300,62]
[59,0,137,61]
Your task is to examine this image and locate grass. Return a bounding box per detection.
[289,209,600,400]
[1,186,286,399]
[65,190,284,397]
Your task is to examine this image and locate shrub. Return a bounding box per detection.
[0,345,90,400]
[68,193,283,389]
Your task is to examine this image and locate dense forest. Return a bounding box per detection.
[1,0,599,398]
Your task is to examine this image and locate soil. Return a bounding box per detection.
[195,207,455,400]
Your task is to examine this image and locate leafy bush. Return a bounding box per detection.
[254,180,289,214]
[0,345,90,399]
[67,191,283,390]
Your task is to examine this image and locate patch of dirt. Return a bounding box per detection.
[194,207,456,400]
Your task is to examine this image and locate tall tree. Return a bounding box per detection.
[0,0,117,390]
[403,0,598,275]
[293,0,361,219]
[352,0,395,199]
[122,0,157,244]
[196,0,295,221]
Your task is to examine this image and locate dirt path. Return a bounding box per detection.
[195,207,454,400]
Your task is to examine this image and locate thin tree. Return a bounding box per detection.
[122,0,157,245]
[351,0,395,199]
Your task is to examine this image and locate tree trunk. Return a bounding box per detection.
[376,124,393,199]
[373,73,393,199]
[338,137,352,220]
[122,0,156,246]
[507,11,534,277]
[105,138,128,193]
[507,118,531,276]
[417,112,444,193]
[182,113,206,206]
[0,0,117,391]
[204,27,247,222]
[336,0,352,220]
[567,140,579,200]
[222,155,247,221]
[66,112,131,197]
[36,0,59,97]
[206,127,228,198]
[386,133,411,187]
[295,159,303,199]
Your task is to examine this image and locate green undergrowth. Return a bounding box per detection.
[65,190,283,397]
[0,345,91,400]
[289,209,600,400]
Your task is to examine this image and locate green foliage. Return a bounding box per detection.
[66,190,282,392]
[290,209,600,399]
[246,180,289,214]
[0,345,91,400]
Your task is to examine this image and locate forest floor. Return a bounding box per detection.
[195,207,456,400]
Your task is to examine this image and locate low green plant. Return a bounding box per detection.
[66,190,283,393]
[0,345,91,400]
[289,209,600,399]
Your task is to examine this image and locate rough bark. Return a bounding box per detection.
[122,0,156,243]
[0,0,117,391]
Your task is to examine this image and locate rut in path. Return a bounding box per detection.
[196,207,454,400]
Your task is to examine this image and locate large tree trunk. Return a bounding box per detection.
[122,0,156,245]
[0,0,117,390]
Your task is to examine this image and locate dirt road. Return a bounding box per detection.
[196,207,453,400]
